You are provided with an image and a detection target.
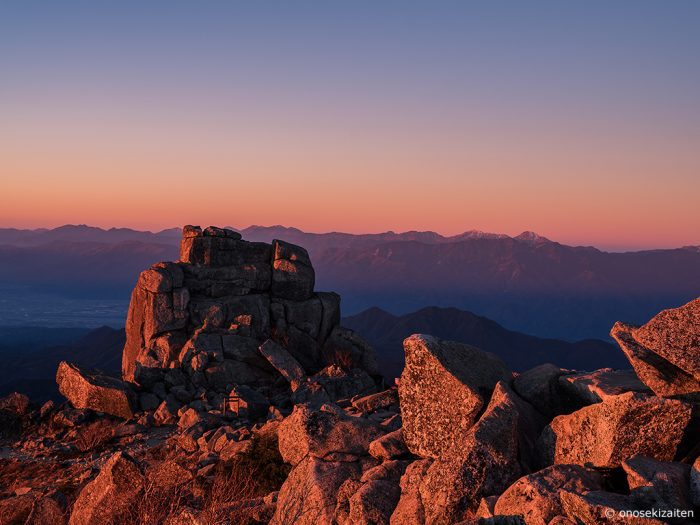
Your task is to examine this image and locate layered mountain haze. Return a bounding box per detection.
[2,225,700,340]
[0,225,182,246]
[343,306,625,379]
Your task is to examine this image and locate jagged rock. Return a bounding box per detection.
[559,490,665,525]
[509,384,549,471]
[176,424,203,452]
[317,292,342,343]
[270,456,360,525]
[352,389,399,413]
[275,296,324,340]
[369,429,409,461]
[122,263,188,382]
[418,382,526,524]
[227,384,269,419]
[69,452,144,525]
[311,365,377,402]
[203,359,271,391]
[25,496,66,525]
[321,326,379,375]
[279,325,323,372]
[333,478,363,524]
[348,460,410,525]
[258,338,307,390]
[390,459,432,525]
[189,294,271,339]
[622,455,692,511]
[220,334,264,363]
[512,364,573,418]
[51,406,91,428]
[120,226,377,411]
[494,465,605,524]
[180,227,265,269]
[539,392,692,468]
[154,396,180,426]
[177,408,204,430]
[38,400,55,419]
[271,239,315,300]
[399,334,511,459]
[56,361,136,419]
[559,368,651,404]
[691,456,700,507]
[0,392,30,415]
[202,426,252,460]
[475,496,498,520]
[611,297,700,398]
[278,404,384,466]
[291,380,333,407]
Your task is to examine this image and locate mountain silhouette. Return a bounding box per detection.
[1,225,699,340]
[343,306,626,379]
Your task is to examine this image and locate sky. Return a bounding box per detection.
[1,1,699,251]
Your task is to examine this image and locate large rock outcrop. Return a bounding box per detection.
[390,459,433,525]
[493,465,604,524]
[270,456,360,525]
[622,455,692,511]
[56,361,136,419]
[417,382,535,524]
[347,460,409,525]
[69,452,144,525]
[611,297,700,398]
[539,392,692,468]
[558,368,650,404]
[278,404,385,466]
[120,225,377,399]
[398,334,511,459]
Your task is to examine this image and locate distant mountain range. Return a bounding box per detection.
[0,224,182,246]
[343,306,625,379]
[2,224,700,340]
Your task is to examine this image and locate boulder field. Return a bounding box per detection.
[0,226,699,524]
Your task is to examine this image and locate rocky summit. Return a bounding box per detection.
[1,227,699,525]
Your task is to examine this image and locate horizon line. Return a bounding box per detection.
[2,222,698,254]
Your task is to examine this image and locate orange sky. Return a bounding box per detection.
[2,2,699,251]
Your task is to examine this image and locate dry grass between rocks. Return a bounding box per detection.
[117,460,263,525]
[72,419,115,453]
[114,432,289,524]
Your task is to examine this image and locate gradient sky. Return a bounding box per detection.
[1,1,699,250]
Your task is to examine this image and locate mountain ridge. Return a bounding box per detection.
[2,225,700,341]
[343,305,625,379]
[3,223,684,252]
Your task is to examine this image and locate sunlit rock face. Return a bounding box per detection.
[611,297,700,399]
[538,392,692,468]
[121,225,376,394]
[56,361,136,419]
[398,334,511,459]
